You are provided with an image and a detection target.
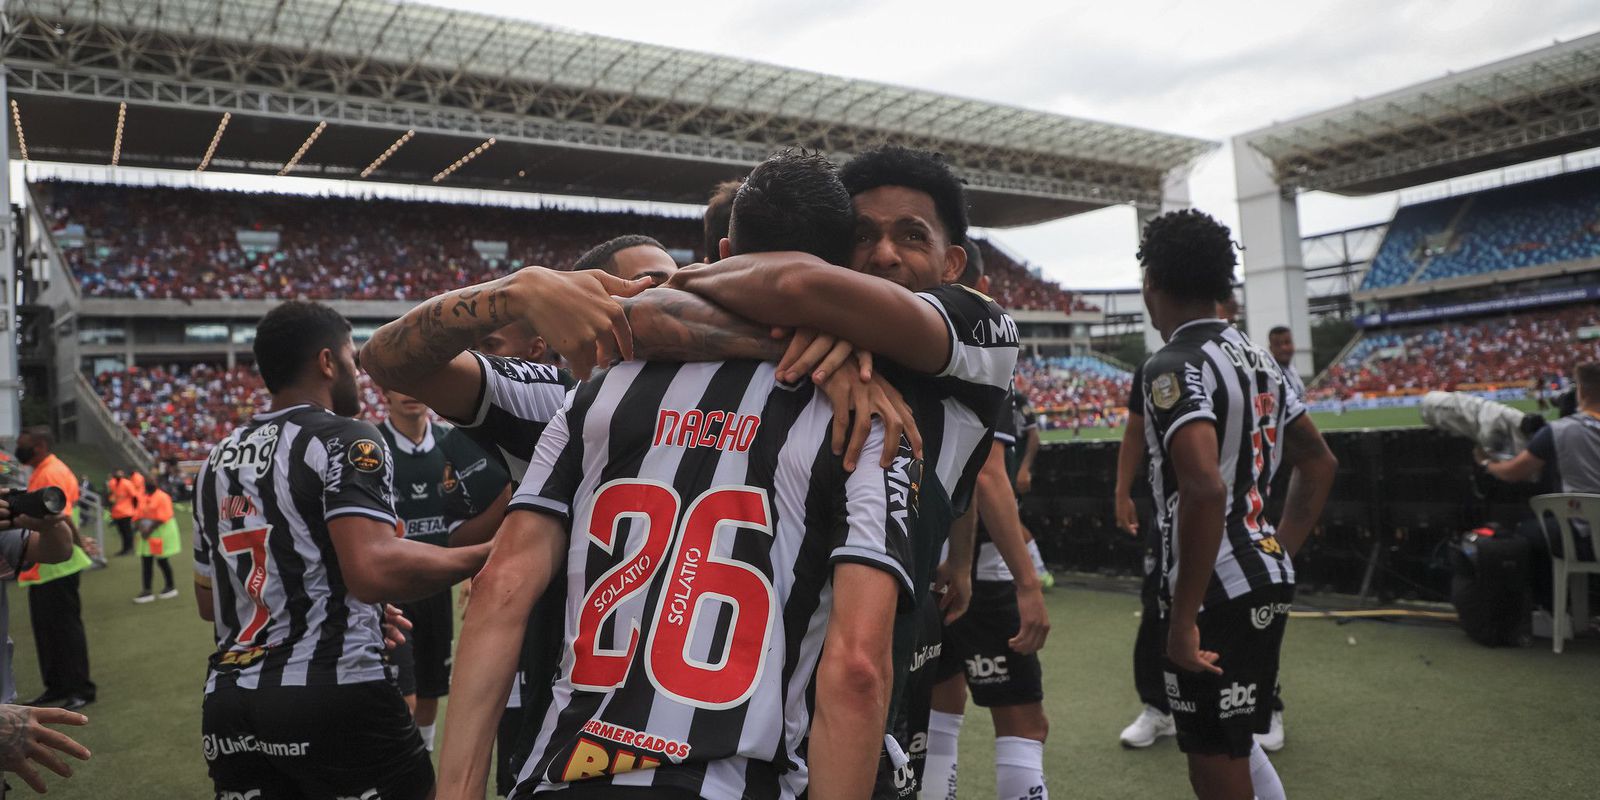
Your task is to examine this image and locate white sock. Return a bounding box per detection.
[994,736,1047,800]
[418,722,436,753]
[1250,741,1285,800]
[921,711,963,800]
[1026,540,1046,574]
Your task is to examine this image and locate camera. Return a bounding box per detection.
[1,487,68,518]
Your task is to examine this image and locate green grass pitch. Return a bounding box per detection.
[9,503,1596,798]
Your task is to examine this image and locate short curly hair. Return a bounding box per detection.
[1138,209,1237,304]
[839,145,969,246]
[254,300,351,393]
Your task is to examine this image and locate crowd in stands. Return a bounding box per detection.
[1362,167,1600,291]
[95,363,388,462]
[1014,355,1133,431]
[38,182,702,301]
[39,181,1095,313]
[1312,304,1600,399]
[975,241,1100,313]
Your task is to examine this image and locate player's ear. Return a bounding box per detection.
[317,347,337,380]
[940,243,966,283]
[528,336,548,362]
[718,237,732,261]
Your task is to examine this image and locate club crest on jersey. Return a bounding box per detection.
[348,439,384,473]
[209,424,281,476]
[1150,373,1180,410]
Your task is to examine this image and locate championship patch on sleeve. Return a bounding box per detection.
[1150,373,1181,411]
[348,439,384,473]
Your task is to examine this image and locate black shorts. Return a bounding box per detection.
[393,589,454,699]
[1164,584,1294,758]
[935,580,1044,707]
[203,677,432,800]
[874,595,943,800]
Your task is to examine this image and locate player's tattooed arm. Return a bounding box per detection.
[362,267,651,417]
[0,703,90,793]
[360,274,520,400]
[620,287,790,363]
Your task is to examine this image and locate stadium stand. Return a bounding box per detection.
[37,181,702,300]
[1313,304,1600,398]
[1015,355,1133,430]
[975,240,1100,312]
[40,181,1091,312]
[95,363,388,461]
[1360,168,1600,291]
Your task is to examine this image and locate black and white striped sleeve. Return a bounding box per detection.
[833,422,918,603]
[508,392,583,521]
[915,284,1019,391]
[1281,364,1308,427]
[448,352,570,463]
[321,420,400,526]
[192,463,214,582]
[1143,351,1216,451]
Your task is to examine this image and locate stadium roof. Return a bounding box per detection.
[1,0,1217,227]
[1237,31,1600,195]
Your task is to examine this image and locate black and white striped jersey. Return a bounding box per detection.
[1139,319,1307,611]
[973,389,1021,582]
[448,352,572,480]
[878,284,1020,595]
[509,359,919,800]
[192,404,399,692]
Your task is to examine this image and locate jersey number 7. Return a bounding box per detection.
[220,525,274,644]
[572,480,775,710]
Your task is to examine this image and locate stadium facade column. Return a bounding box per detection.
[1231,139,1313,378]
[1135,168,1196,356]
[0,71,19,444]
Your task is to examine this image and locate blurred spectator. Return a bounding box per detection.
[95,364,387,462]
[1312,305,1600,399]
[38,182,702,301]
[1014,355,1132,431]
[974,241,1100,313]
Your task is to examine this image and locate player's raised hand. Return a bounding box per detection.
[1167,622,1222,675]
[0,704,90,793]
[518,268,652,379]
[1008,584,1050,654]
[819,355,923,471]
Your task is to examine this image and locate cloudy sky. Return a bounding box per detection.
[421,0,1597,288]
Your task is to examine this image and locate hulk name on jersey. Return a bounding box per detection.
[193,405,399,690]
[378,419,453,546]
[1140,319,1307,612]
[510,359,918,800]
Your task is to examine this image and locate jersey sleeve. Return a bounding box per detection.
[1014,392,1039,433]
[192,465,214,584]
[1142,350,1216,451]
[913,284,1019,391]
[1526,425,1556,463]
[321,419,400,527]
[992,389,1021,446]
[508,389,585,521]
[441,429,512,530]
[1280,363,1308,427]
[832,423,918,605]
[450,353,569,432]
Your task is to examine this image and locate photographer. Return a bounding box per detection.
[1481,362,1600,611]
[0,484,93,794]
[12,430,96,712]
